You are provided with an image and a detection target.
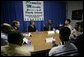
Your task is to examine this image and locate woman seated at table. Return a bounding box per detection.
[1,31,31,56]
[28,21,36,32]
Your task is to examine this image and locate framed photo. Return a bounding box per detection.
[72,9,83,20]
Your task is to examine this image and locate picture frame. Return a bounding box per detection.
[72,9,83,20]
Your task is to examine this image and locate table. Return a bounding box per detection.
[24,31,61,54]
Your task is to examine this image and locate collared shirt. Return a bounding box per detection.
[1,32,7,40]
[1,32,8,45]
[49,42,78,56]
[65,24,73,31]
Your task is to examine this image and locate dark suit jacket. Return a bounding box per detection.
[28,25,36,32]
[44,24,53,31]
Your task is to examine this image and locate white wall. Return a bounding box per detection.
[66,1,83,28]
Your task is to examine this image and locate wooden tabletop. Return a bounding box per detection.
[24,31,61,53]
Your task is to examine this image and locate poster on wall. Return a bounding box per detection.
[23,1,44,21]
[72,9,83,20]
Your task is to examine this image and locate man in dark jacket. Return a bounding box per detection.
[28,21,36,32]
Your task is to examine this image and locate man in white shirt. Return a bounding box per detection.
[49,27,78,56]
[64,19,73,31]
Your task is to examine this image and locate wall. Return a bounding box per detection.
[1,1,66,32]
[66,1,83,28]
[44,1,66,29]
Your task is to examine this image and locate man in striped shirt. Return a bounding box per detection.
[49,27,78,56]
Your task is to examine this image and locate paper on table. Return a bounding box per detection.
[48,31,55,35]
[28,33,32,37]
[45,37,55,43]
[23,38,34,52]
[22,33,32,37]
[23,37,29,44]
[22,33,28,37]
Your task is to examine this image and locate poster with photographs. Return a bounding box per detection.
[72,9,83,20]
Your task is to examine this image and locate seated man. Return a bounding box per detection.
[44,20,54,31]
[1,23,12,46]
[1,31,31,56]
[49,27,78,56]
[28,21,36,32]
[63,19,73,31]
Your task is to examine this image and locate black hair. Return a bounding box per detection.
[59,27,71,41]
[8,31,23,46]
[11,20,19,26]
[66,19,71,24]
